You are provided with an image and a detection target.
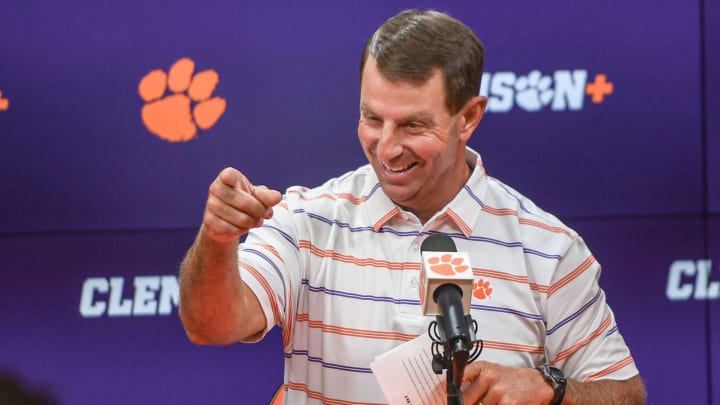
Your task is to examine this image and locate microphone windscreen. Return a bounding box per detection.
[420,233,457,253]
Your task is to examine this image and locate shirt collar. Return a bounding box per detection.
[363,147,488,236]
[443,147,488,237]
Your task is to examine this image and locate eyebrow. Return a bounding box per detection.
[359,103,436,125]
[359,103,375,116]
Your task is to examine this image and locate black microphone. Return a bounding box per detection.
[420,234,475,391]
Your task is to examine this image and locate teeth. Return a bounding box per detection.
[383,162,416,173]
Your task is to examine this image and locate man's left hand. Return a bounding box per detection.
[461,361,554,405]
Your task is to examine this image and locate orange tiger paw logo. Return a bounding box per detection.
[428,254,470,276]
[138,57,226,142]
[0,90,8,111]
[473,279,493,300]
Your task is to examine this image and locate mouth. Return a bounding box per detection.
[382,162,418,174]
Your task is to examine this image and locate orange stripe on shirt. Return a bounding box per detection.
[482,205,518,216]
[529,283,550,294]
[473,268,530,284]
[373,207,399,231]
[288,190,367,205]
[338,192,367,205]
[446,208,472,236]
[480,206,572,239]
[240,262,281,326]
[551,315,612,364]
[473,267,553,294]
[241,246,291,346]
[519,218,572,237]
[482,339,545,354]
[547,255,596,298]
[296,313,417,341]
[286,381,386,405]
[585,355,636,381]
[283,277,294,349]
[298,240,421,271]
[252,243,286,264]
[243,246,292,347]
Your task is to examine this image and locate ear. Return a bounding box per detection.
[457,96,487,142]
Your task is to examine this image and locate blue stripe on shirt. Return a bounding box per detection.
[285,349,373,373]
[547,289,603,335]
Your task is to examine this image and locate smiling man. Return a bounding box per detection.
[179,9,646,405]
[358,56,483,224]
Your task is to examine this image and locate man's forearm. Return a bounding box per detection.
[178,229,248,345]
[564,375,646,405]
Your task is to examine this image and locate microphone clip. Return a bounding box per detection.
[428,315,483,375]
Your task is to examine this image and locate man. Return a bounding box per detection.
[179,9,646,404]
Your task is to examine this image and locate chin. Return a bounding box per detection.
[379,186,413,205]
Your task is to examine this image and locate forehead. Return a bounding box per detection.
[360,57,449,117]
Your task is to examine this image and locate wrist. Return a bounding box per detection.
[199,224,241,248]
[536,364,566,405]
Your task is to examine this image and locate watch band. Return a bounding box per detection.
[536,364,566,405]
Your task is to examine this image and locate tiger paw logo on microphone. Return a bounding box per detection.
[427,254,470,276]
[420,251,475,315]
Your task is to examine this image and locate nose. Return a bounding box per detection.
[376,125,402,162]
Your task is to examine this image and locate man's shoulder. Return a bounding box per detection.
[482,175,578,239]
[284,164,376,208]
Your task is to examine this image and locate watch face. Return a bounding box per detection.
[538,365,566,405]
[548,366,566,384]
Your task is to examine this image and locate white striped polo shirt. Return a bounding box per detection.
[238,147,639,404]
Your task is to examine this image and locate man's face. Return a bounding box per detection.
[358,57,474,222]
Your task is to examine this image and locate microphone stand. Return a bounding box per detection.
[428,314,483,405]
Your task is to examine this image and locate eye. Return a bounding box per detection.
[404,121,427,131]
[363,116,379,125]
[360,112,379,122]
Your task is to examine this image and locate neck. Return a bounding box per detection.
[415,159,473,224]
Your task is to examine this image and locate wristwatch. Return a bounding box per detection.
[536,364,566,405]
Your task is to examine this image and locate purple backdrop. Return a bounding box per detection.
[707,0,720,214]
[0,1,716,403]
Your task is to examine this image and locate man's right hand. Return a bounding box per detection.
[179,167,282,345]
[203,167,283,243]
